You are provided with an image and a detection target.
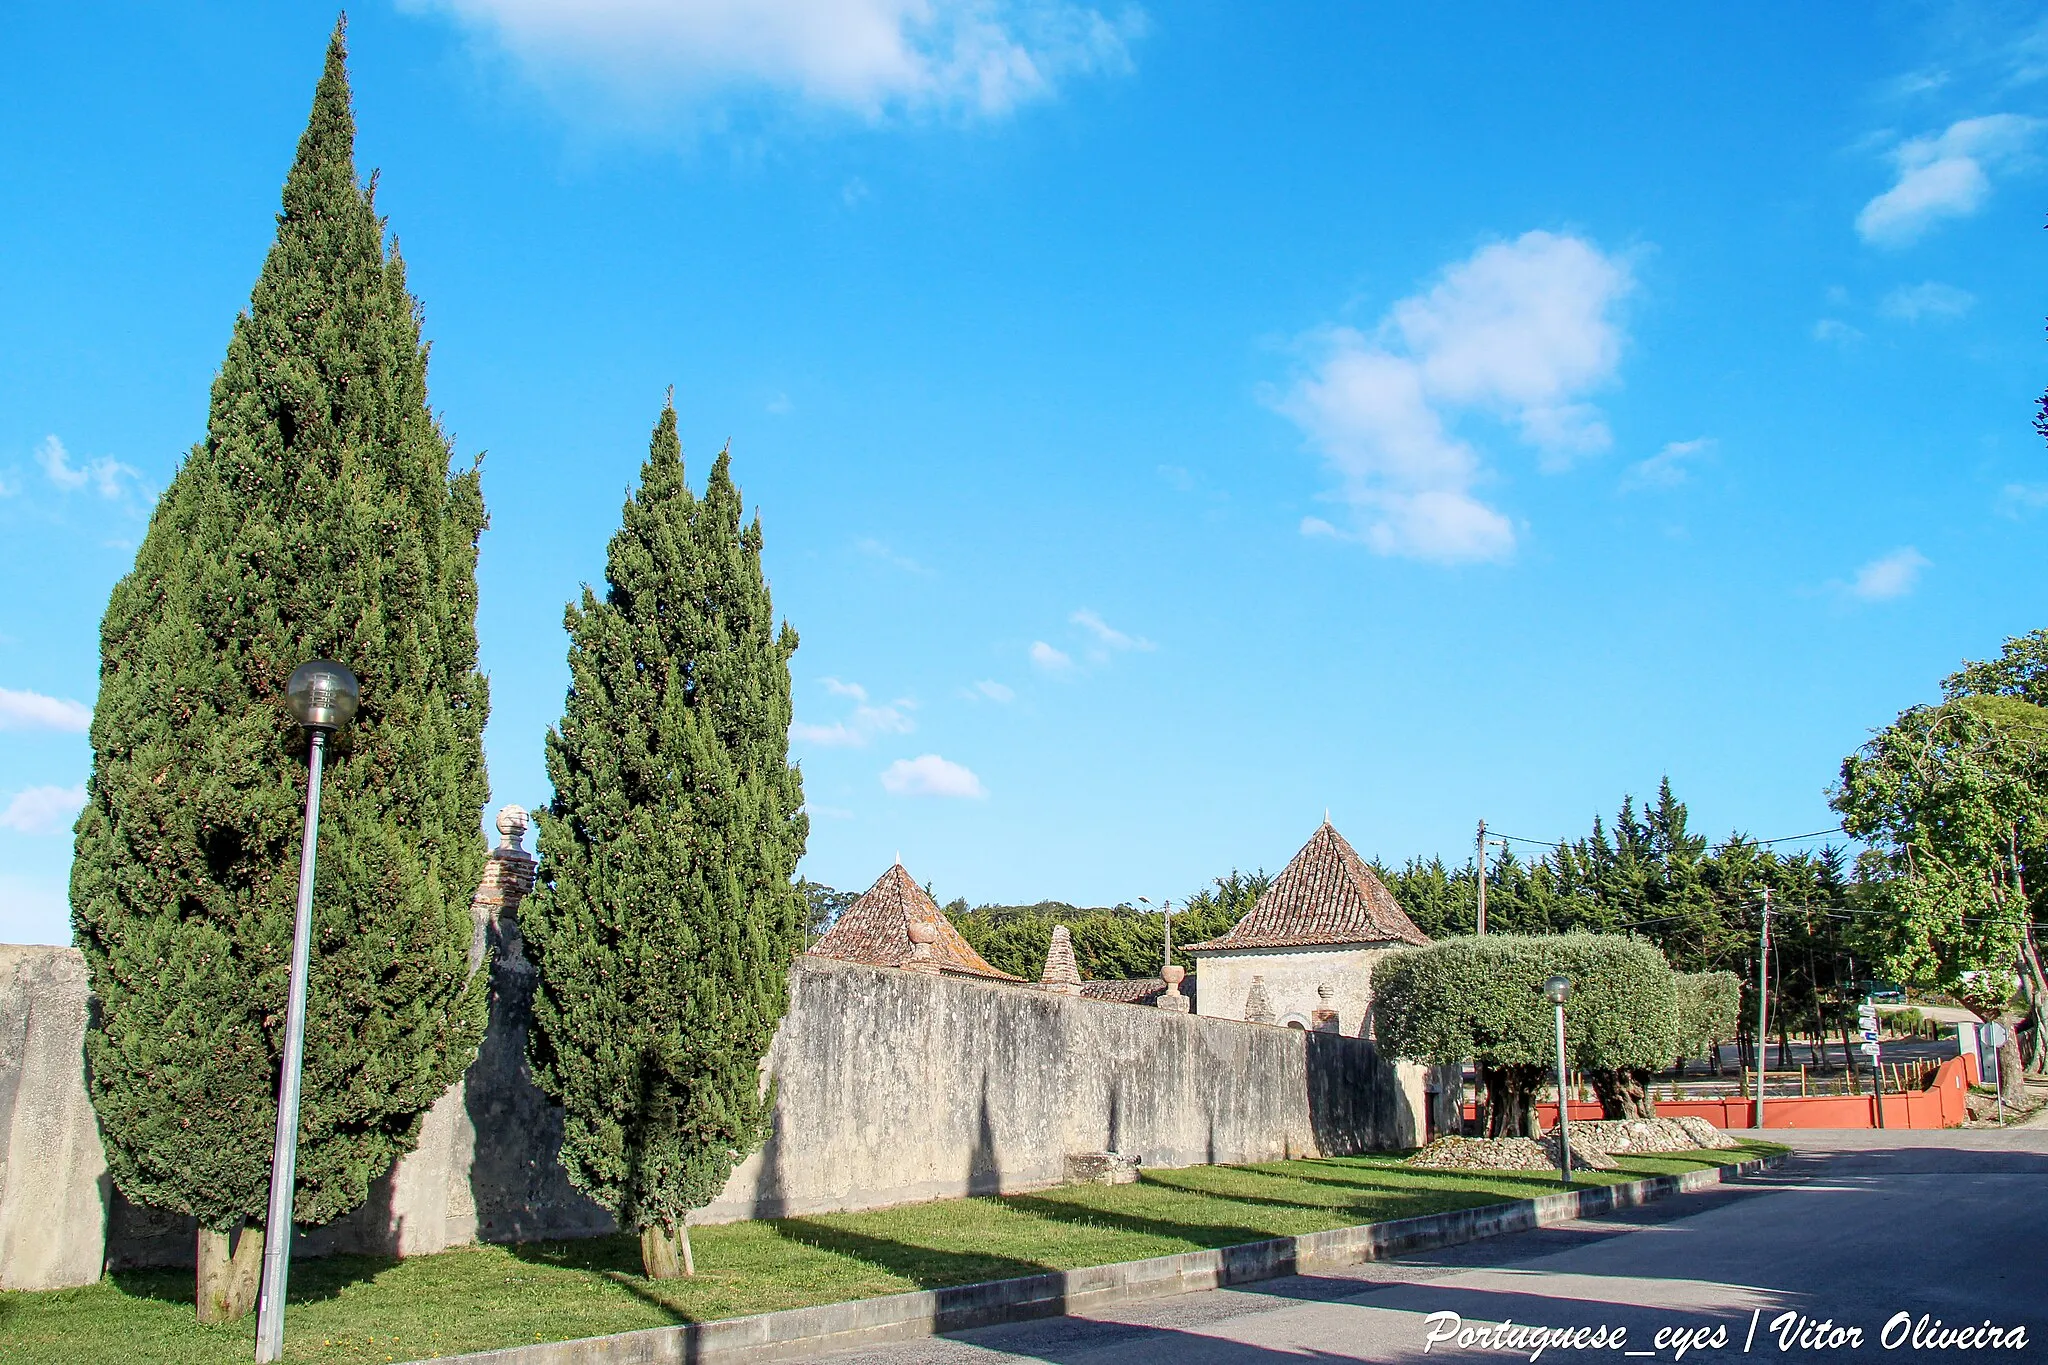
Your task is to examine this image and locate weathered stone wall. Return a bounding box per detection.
[0,946,113,1290]
[697,955,1440,1222]
[3,839,1448,1287]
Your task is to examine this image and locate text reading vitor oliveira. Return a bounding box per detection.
[1419,1309,2030,1359]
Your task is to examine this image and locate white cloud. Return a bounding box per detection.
[971,679,1014,703]
[1849,547,1931,601]
[792,678,914,746]
[0,785,86,836]
[1275,231,1633,564]
[1857,115,2042,246]
[1813,319,1865,345]
[1029,640,1073,674]
[1069,608,1152,652]
[1880,281,1976,320]
[411,0,1141,119]
[1999,483,2048,517]
[0,688,93,732]
[36,435,141,500]
[856,537,927,574]
[1622,438,1715,491]
[880,753,986,798]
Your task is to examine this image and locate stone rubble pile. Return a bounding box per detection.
[1404,1134,1605,1172]
[1404,1115,1738,1173]
[1567,1117,1740,1159]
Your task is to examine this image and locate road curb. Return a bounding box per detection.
[426,1152,1786,1365]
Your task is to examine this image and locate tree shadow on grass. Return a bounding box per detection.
[1001,1191,1276,1252]
[1225,1165,1600,1200]
[105,1251,400,1310]
[506,1232,694,1324]
[767,1217,1052,1290]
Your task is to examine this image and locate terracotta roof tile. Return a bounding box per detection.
[1182,822,1431,952]
[1077,977,1198,1007]
[808,863,1022,981]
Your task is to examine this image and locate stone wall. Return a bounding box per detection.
[698,955,1444,1223]
[2,837,1450,1288]
[0,945,112,1290]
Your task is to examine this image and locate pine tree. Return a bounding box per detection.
[70,21,490,1321]
[525,400,807,1279]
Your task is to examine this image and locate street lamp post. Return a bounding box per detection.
[254,660,360,1365]
[1541,975,1573,1186]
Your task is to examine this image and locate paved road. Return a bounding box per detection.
[823,1130,2047,1364]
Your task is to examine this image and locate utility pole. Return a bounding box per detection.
[1476,819,1488,936]
[1751,887,1770,1131]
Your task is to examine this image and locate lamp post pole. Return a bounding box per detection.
[1542,976,1572,1186]
[255,661,359,1365]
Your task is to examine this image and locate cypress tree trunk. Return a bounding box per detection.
[71,22,490,1318]
[525,401,807,1280]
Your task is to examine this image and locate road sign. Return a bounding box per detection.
[1860,1029,1879,1041]
[1860,1043,1881,1057]
[1858,1006,1878,1023]
[1986,1022,2009,1047]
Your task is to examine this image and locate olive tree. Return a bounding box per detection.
[1372,934,1679,1134]
[1673,970,1741,1074]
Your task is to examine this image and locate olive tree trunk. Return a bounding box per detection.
[1590,1068,1656,1119]
[1480,1063,1545,1138]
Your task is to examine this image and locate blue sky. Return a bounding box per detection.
[4,3,2046,944]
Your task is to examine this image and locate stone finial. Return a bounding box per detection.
[903,918,940,974]
[1040,924,1083,995]
[495,805,531,854]
[1311,981,1340,1032]
[1157,961,1190,1013]
[1244,974,1276,1026]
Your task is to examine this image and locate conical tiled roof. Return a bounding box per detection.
[1182,821,1430,951]
[808,863,1021,981]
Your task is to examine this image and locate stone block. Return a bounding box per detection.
[1064,1151,1142,1185]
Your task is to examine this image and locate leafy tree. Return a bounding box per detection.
[1371,935,1679,1133]
[1672,971,1741,1073]
[1833,695,2048,1093]
[70,22,490,1322]
[524,401,807,1279]
[799,879,859,947]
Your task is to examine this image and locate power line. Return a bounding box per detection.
[1486,824,1850,853]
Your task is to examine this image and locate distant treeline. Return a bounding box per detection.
[802,780,1864,1063]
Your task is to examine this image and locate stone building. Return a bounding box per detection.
[808,862,1021,981]
[1182,819,1430,1035]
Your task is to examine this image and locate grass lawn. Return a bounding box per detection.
[1,1143,1782,1365]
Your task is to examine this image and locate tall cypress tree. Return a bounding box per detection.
[70,21,490,1320]
[525,400,807,1279]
